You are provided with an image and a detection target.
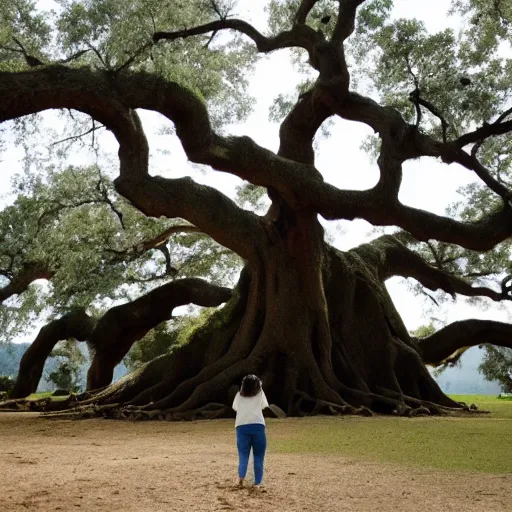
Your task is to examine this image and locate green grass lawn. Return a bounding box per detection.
[269,395,512,474]
[26,392,54,400]
[25,392,70,401]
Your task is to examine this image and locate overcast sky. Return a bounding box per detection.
[1,1,510,385]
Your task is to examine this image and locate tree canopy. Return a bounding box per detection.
[0,163,240,341]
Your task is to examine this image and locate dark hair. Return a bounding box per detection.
[240,374,262,397]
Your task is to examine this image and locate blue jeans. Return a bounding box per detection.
[236,423,266,484]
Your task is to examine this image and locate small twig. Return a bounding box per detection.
[417,97,450,143]
[156,245,178,277]
[404,55,451,140]
[464,270,496,278]
[149,11,157,33]
[85,41,109,69]
[203,31,219,48]
[12,36,44,67]
[50,124,104,147]
[209,0,229,20]
[94,169,125,229]
[91,119,97,149]
[58,49,91,64]
[426,241,443,268]
[0,45,24,54]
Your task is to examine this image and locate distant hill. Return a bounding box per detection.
[0,342,128,393]
[0,342,501,395]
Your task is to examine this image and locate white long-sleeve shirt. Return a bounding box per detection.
[232,390,269,427]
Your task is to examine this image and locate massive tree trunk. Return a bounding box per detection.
[45,222,508,420]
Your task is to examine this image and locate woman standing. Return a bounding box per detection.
[232,375,269,488]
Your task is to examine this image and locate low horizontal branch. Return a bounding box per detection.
[417,319,512,366]
[365,235,506,301]
[12,310,94,398]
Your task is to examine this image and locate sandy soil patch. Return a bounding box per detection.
[0,413,509,512]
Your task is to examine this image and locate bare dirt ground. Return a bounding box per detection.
[1,413,510,512]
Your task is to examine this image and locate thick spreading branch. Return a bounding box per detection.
[0,66,262,260]
[333,90,512,202]
[366,235,508,301]
[12,278,232,397]
[2,67,512,252]
[418,320,512,366]
[0,262,54,304]
[154,19,319,54]
[12,310,94,398]
[278,88,332,163]
[332,0,366,43]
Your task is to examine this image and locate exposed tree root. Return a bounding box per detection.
[0,393,79,413]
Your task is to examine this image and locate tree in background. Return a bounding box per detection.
[1,0,512,418]
[46,340,86,392]
[479,347,512,393]
[0,164,239,341]
[0,375,15,394]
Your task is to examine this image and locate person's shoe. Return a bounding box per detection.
[238,478,244,488]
